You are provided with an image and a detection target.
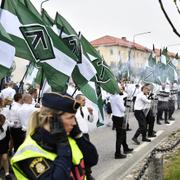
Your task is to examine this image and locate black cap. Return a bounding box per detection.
[42,92,80,113]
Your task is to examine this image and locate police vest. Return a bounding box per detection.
[11,135,86,180]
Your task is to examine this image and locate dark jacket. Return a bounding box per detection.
[18,128,98,180]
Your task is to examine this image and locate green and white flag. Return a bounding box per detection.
[0,22,15,79]
[160,48,168,65]
[81,36,120,94]
[41,8,54,27]
[54,12,97,84]
[80,82,104,126]
[54,12,105,125]
[157,48,169,83]
[142,52,158,84]
[54,12,119,94]
[0,0,77,92]
[167,53,178,82]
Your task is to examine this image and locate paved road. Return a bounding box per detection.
[89,110,180,180]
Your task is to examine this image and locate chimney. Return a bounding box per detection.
[121,37,127,41]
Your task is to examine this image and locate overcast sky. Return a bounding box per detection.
[3,0,180,53]
[30,0,180,53]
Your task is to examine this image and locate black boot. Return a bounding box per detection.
[124,148,134,154]
[142,138,151,142]
[114,154,127,159]
[132,137,140,145]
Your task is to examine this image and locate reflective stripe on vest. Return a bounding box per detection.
[11,136,84,180]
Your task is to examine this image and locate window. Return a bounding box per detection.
[110,49,113,55]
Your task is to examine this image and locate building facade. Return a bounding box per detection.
[91,35,179,81]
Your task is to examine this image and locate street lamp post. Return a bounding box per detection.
[40,0,49,13]
[133,31,151,43]
[128,31,151,81]
[167,43,180,47]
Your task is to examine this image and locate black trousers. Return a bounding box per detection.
[112,116,128,155]
[168,100,175,118]
[146,109,155,136]
[178,92,180,109]
[132,96,136,111]
[133,110,147,139]
[10,127,25,152]
[157,101,168,122]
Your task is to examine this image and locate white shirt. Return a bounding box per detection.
[18,103,37,131]
[0,120,9,140]
[1,87,16,99]
[134,92,151,110]
[9,102,22,128]
[133,87,141,97]
[76,106,93,134]
[110,94,125,117]
[1,106,12,125]
[157,87,170,102]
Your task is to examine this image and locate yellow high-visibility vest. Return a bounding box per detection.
[11,135,84,180]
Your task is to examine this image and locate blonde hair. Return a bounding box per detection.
[26,106,63,136]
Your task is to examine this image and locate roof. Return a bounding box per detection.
[90,35,150,52]
[91,35,178,58]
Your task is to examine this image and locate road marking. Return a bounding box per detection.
[155,129,164,136]
[134,130,164,152]
[134,142,149,152]
[166,121,175,126]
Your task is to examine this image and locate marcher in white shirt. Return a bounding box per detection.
[75,94,93,139]
[9,93,25,152]
[1,97,13,124]
[28,87,40,108]
[75,94,95,180]
[168,81,178,120]
[0,114,12,180]
[1,82,16,100]
[110,92,133,159]
[132,84,152,145]
[18,94,37,132]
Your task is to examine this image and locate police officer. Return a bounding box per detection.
[11,92,98,180]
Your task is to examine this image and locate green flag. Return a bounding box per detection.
[81,36,120,94]
[142,52,158,84]
[41,8,54,27]
[54,12,119,94]
[155,48,168,84]
[0,0,77,92]
[166,53,178,82]
[54,12,105,124]
[80,82,104,127]
[0,22,15,79]
[54,12,97,85]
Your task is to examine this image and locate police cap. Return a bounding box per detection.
[42,92,80,113]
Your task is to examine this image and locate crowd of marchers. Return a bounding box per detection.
[0,79,179,179]
[104,79,179,159]
[0,81,98,180]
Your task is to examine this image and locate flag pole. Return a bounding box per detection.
[37,68,44,103]
[18,62,32,93]
[71,87,78,97]
[0,78,5,92]
[40,0,49,13]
